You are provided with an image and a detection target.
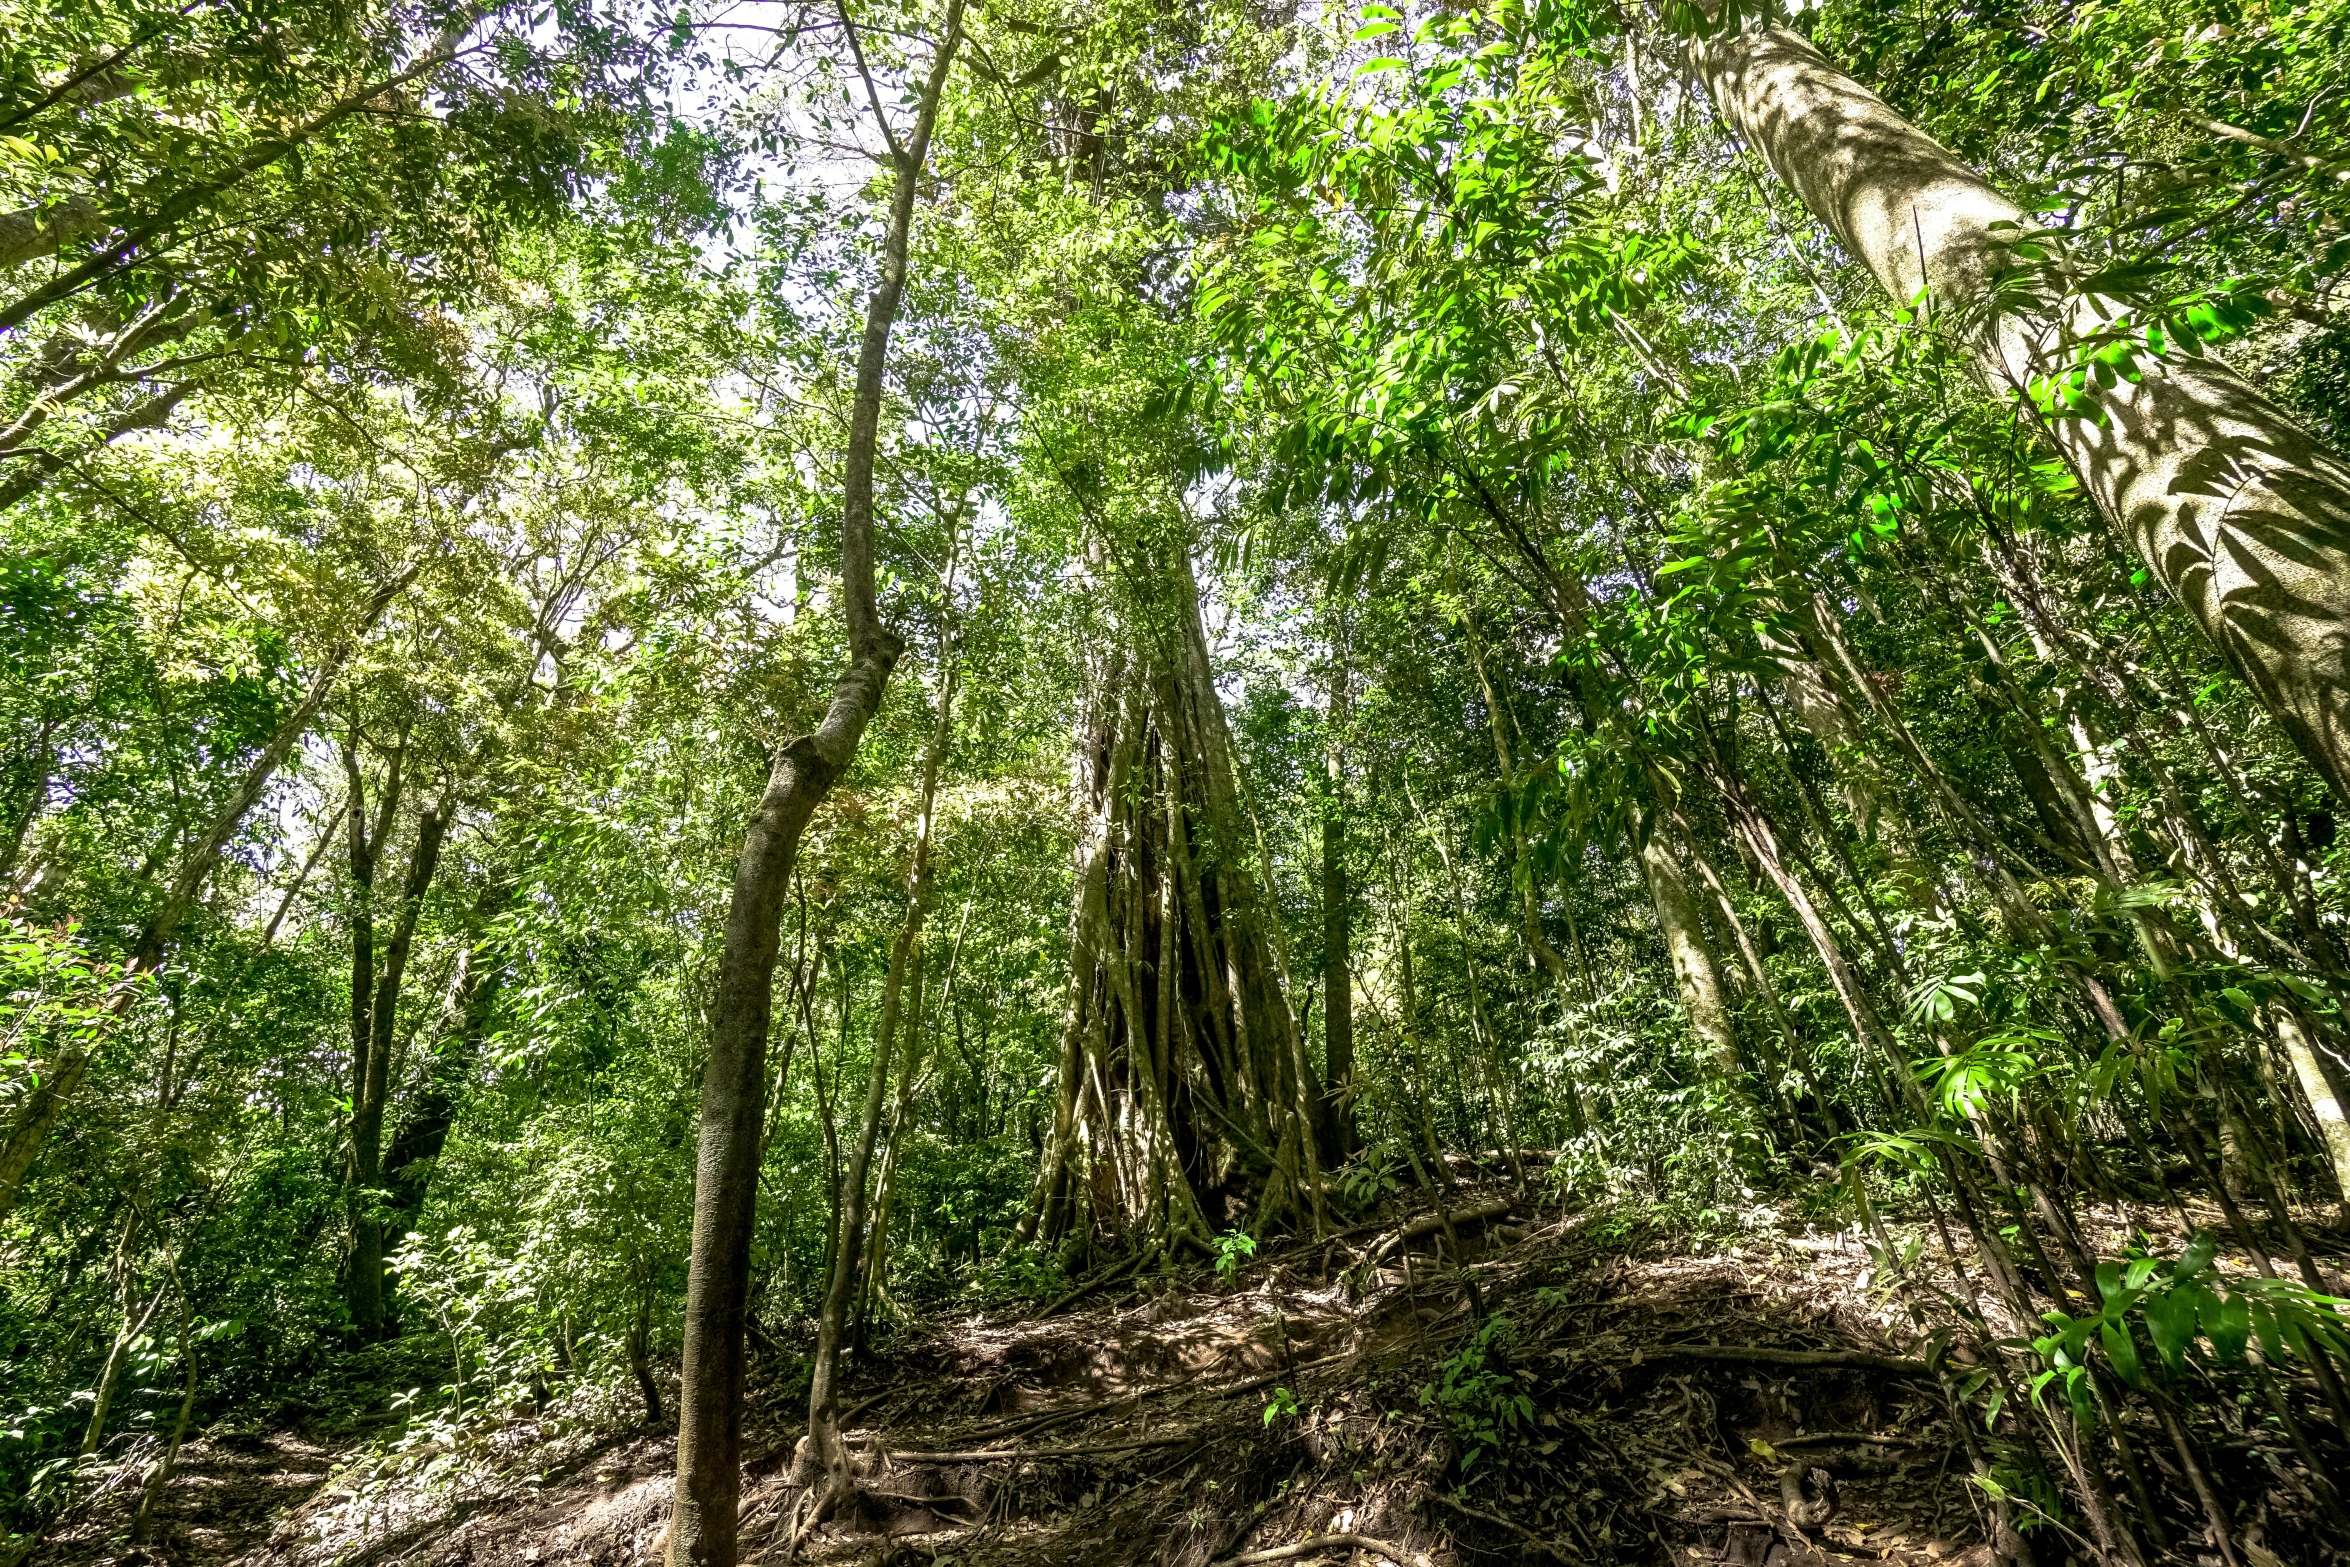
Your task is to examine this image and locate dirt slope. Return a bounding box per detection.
[53,1187,2044,1567]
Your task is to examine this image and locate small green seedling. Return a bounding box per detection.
[1213,1228,1257,1288]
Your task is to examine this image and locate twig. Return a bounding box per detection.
[862,1487,979,1513]
[899,1431,1204,1462]
[1643,1344,1932,1377]
[1368,1198,1513,1263]
[918,1351,1353,1449]
[2183,113,2350,180]
[1037,1250,1144,1317]
[1221,1533,1434,1567]
[1418,1488,1574,1560]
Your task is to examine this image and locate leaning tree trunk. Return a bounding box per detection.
[130,1259,197,1545]
[379,883,513,1293]
[1688,20,2350,802]
[666,11,960,1565]
[2273,1003,2350,1217]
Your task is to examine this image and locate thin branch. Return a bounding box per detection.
[838,0,908,170]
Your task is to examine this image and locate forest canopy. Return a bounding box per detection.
[6,1,2350,1564]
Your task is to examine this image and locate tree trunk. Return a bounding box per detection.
[630,1274,664,1427]
[1023,549,1317,1246]
[1321,628,1355,1162]
[2275,1003,2350,1217]
[1640,825,1745,1089]
[1321,786,1354,1162]
[1689,20,2350,802]
[345,771,449,1341]
[801,565,957,1506]
[1016,647,1121,1247]
[666,11,959,1563]
[380,884,511,1294]
[0,717,53,886]
[0,381,202,513]
[81,1229,167,1455]
[130,1264,196,1544]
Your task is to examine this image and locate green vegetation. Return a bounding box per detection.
[6,0,2350,1563]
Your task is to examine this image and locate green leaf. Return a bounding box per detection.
[2144,1284,2199,1371]
[2100,1319,2144,1387]
[2202,1291,2250,1363]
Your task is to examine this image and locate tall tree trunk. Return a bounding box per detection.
[1321,624,1355,1162]
[344,766,448,1341]
[1459,612,1591,1135]
[666,11,960,1563]
[379,883,511,1299]
[1016,648,1122,1247]
[1688,19,2350,801]
[1024,551,1318,1245]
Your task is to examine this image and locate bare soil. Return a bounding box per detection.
[47,1186,2346,1567]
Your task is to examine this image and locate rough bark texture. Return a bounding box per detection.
[1023,551,1320,1251]
[1640,828,1743,1084]
[1690,23,2350,802]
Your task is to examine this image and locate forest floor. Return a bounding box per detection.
[47,1175,2350,1567]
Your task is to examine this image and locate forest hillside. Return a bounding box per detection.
[5,1,2350,1564]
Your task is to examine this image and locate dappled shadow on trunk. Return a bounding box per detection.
[1693,23,2350,804]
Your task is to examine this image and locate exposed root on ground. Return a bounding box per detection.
[52,1183,2350,1567]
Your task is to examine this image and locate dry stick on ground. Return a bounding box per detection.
[930,1351,1358,1448]
[1366,1197,1512,1263]
[1221,1535,1435,1567]
[1419,1488,1575,1561]
[1772,1430,1924,1448]
[1644,1343,1933,1377]
[901,1431,1207,1462]
[1035,1250,1145,1317]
